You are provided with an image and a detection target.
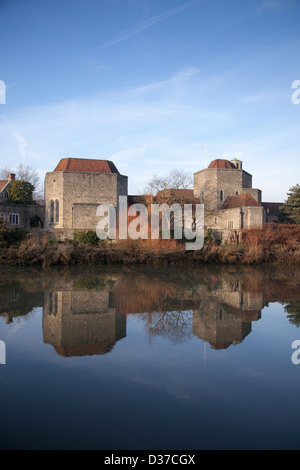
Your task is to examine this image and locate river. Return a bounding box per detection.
[0,264,300,450]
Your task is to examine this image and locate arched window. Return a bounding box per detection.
[236,190,239,195]
[55,200,59,223]
[220,190,223,201]
[50,200,54,223]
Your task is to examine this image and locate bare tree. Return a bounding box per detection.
[144,169,217,230]
[144,169,194,207]
[145,169,192,195]
[0,164,43,202]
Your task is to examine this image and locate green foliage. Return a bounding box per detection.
[73,230,99,245]
[7,180,36,205]
[204,228,213,245]
[0,221,28,246]
[73,277,108,290]
[280,184,300,224]
[284,301,300,327]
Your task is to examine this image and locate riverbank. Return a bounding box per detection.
[0,224,299,266]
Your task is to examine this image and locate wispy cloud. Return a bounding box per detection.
[130,67,200,95]
[3,118,28,161]
[260,0,295,10]
[239,93,265,104]
[93,1,194,50]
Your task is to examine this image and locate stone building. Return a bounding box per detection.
[193,158,265,240]
[43,155,282,242]
[44,157,128,231]
[43,288,126,357]
[0,172,44,228]
[0,172,14,202]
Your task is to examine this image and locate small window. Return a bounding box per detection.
[228,221,233,229]
[214,218,217,224]
[4,192,8,199]
[55,200,59,223]
[9,213,19,225]
[48,292,58,316]
[0,213,5,222]
[236,190,239,195]
[50,200,54,223]
[220,190,223,201]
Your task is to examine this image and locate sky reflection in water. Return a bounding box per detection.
[0,264,300,450]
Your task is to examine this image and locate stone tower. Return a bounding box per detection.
[44,157,128,230]
[193,158,261,211]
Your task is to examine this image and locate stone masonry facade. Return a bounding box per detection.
[44,158,128,231]
[41,155,279,243]
[192,158,266,241]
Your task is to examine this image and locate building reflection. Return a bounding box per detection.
[192,280,263,349]
[42,270,265,354]
[1,265,300,357]
[43,289,126,356]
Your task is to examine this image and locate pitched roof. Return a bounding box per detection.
[54,158,120,174]
[221,193,261,209]
[208,159,236,169]
[0,179,9,192]
[128,195,153,206]
[155,188,200,203]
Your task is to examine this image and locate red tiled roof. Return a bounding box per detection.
[0,179,9,192]
[128,195,153,206]
[54,341,114,357]
[54,158,120,174]
[208,159,236,169]
[221,193,261,209]
[155,188,200,203]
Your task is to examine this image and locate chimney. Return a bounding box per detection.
[8,173,15,180]
[230,159,243,170]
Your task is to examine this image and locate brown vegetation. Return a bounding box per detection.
[0,223,299,267]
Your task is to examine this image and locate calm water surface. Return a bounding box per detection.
[0,264,300,450]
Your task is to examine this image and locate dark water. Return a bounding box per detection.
[0,264,300,450]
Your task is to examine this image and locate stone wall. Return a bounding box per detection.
[43,290,126,356]
[0,202,45,229]
[45,171,128,230]
[194,168,253,211]
[240,188,262,203]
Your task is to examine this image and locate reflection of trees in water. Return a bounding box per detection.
[284,302,300,327]
[1,264,300,330]
[140,310,194,344]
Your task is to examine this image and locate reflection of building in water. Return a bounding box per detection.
[43,289,126,356]
[0,289,43,323]
[193,289,262,349]
[112,274,265,350]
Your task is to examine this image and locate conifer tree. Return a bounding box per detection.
[7,180,36,205]
[280,184,300,224]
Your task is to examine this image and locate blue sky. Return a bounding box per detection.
[0,0,299,201]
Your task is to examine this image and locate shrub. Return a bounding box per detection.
[0,222,28,247]
[73,230,99,246]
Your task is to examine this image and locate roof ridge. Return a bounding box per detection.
[54,157,119,174]
[221,192,261,209]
